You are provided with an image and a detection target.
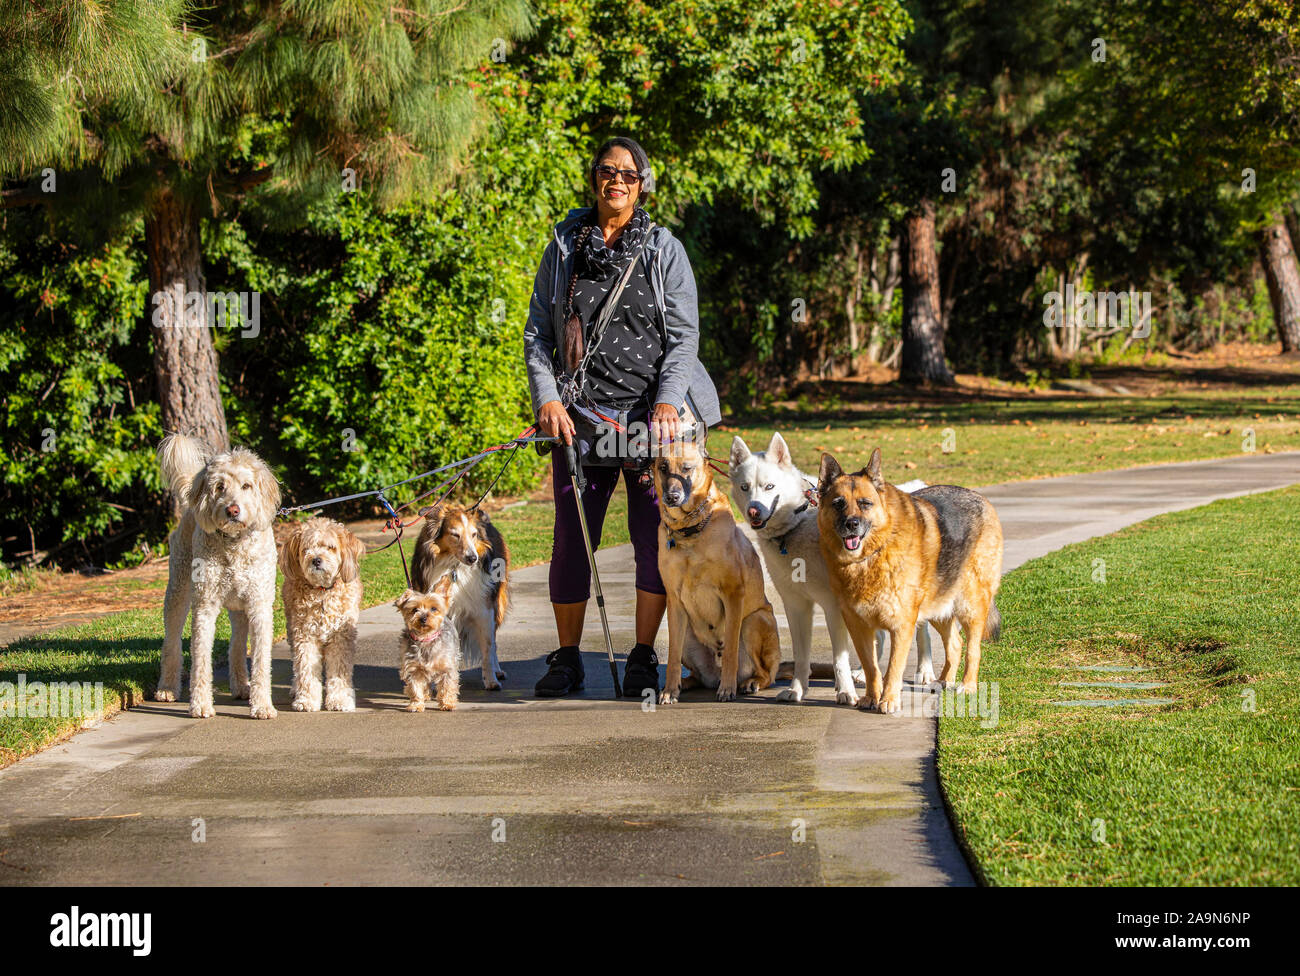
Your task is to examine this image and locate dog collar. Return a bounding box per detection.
[408,628,442,644]
[666,507,713,548]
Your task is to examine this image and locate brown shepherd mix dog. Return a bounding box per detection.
[818,449,1003,713]
[653,413,781,704]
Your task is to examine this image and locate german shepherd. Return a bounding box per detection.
[653,416,781,704]
[818,449,1003,713]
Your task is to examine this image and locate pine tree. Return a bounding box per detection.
[1,0,532,450]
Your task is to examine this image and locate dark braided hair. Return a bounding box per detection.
[561,224,595,373]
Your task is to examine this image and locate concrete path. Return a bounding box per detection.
[1,452,1296,886]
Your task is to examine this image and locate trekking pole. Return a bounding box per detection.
[562,440,623,699]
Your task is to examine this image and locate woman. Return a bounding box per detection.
[523,136,721,698]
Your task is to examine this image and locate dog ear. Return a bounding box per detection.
[338,525,364,583]
[252,456,282,530]
[729,435,751,469]
[865,448,885,489]
[278,522,305,580]
[767,432,793,468]
[189,463,217,532]
[818,453,843,493]
[432,573,454,598]
[412,505,445,591]
[394,588,417,612]
[420,504,445,546]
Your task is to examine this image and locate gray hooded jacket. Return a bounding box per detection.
[523,208,721,427]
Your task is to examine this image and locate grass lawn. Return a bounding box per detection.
[939,484,1300,886]
[722,382,1300,488]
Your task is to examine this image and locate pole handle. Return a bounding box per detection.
[564,441,586,490]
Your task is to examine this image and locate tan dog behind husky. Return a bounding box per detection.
[654,415,780,704]
[818,449,1003,713]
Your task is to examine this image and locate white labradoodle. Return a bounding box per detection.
[153,434,281,719]
[279,516,366,712]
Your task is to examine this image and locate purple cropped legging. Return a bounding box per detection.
[549,448,665,604]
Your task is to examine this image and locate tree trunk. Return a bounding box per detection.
[145,189,230,474]
[899,200,954,385]
[1257,215,1300,353]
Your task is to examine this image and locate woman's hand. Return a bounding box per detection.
[650,401,681,448]
[537,400,575,446]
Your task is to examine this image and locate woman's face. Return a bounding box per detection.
[592,146,641,218]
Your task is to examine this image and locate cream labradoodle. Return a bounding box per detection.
[153,434,281,719]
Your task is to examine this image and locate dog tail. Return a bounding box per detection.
[157,434,210,508]
[983,600,1002,642]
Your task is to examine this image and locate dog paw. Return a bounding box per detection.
[153,688,177,703]
[940,679,964,691]
[291,697,320,712]
[324,697,355,712]
[916,665,937,685]
[437,701,458,711]
[405,701,426,713]
[854,695,877,711]
[716,684,737,702]
[876,695,903,715]
[249,701,277,720]
[739,679,759,694]
[483,677,502,691]
[189,701,216,719]
[956,681,977,694]
[775,687,804,703]
[658,690,679,705]
[835,689,857,706]
[494,668,508,680]
[849,668,866,683]
[229,685,250,701]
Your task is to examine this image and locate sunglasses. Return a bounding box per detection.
[593,164,643,185]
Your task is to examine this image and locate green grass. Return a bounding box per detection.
[938,484,1300,886]
[721,384,1300,488]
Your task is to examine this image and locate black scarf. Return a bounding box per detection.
[576,206,650,279]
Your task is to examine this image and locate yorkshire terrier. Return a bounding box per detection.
[395,577,461,711]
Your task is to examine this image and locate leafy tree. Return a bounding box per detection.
[0,0,533,456]
[1079,0,1300,350]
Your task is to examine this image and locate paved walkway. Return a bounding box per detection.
[0,452,1296,885]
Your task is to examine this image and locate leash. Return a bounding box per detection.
[277,427,559,587]
[279,428,551,522]
[375,491,412,588]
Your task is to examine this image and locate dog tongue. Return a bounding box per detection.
[844,535,862,551]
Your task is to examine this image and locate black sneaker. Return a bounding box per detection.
[535,646,584,697]
[622,643,660,699]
